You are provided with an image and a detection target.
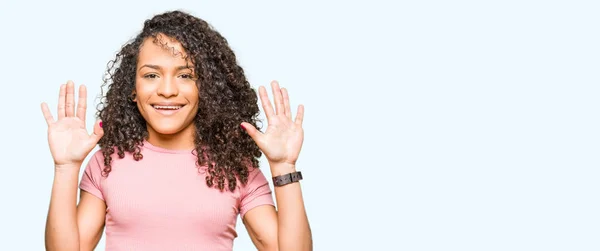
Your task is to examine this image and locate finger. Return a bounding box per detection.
[294,104,304,126]
[241,122,262,145]
[281,87,292,120]
[41,102,54,126]
[258,86,275,119]
[57,84,66,119]
[65,81,75,117]
[76,85,87,122]
[271,81,285,115]
[89,120,104,145]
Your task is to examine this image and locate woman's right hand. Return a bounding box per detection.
[41,81,104,169]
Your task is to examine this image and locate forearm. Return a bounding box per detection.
[45,165,81,251]
[271,164,312,251]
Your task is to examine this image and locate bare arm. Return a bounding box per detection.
[42,82,105,251]
[77,190,106,251]
[45,167,81,251]
[45,165,106,251]
[241,81,312,251]
[243,205,278,251]
[243,165,312,251]
[271,164,312,251]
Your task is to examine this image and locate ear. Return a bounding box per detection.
[131,92,137,102]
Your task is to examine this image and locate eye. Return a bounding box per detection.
[179,74,196,80]
[143,73,159,79]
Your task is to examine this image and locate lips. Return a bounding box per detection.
[152,105,183,110]
[150,102,186,115]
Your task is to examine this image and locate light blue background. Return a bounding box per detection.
[0,0,598,250]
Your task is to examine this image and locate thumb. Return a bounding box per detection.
[90,120,105,144]
[241,122,261,143]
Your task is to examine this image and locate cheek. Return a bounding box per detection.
[135,100,147,118]
[183,85,200,103]
[134,82,155,101]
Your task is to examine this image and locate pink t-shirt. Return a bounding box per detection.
[79,140,274,251]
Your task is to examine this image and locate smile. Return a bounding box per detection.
[152,105,183,110]
[151,104,185,115]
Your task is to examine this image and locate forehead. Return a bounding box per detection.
[138,34,191,65]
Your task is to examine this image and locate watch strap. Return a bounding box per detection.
[272,171,303,187]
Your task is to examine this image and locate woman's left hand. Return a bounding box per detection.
[242,81,304,170]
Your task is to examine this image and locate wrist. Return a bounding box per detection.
[54,163,82,175]
[269,163,297,177]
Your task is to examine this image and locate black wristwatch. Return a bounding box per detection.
[272,171,303,187]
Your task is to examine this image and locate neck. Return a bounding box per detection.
[146,124,196,150]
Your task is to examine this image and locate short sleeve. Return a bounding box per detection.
[239,167,275,218]
[79,151,105,201]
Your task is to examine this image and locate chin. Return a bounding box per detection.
[142,111,197,137]
[148,121,194,136]
[153,127,185,135]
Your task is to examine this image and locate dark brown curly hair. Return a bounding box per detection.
[96,10,262,192]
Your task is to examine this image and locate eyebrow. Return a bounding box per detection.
[138,64,193,71]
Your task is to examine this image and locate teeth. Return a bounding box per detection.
[153,105,182,110]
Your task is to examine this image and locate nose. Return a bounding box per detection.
[157,77,179,98]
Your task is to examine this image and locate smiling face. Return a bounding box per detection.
[134,34,199,149]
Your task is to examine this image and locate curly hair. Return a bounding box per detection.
[96,10,262,192]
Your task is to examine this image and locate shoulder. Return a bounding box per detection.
[246,166,266,180]
[85,149,105,169]
[239,166,271,191]
[85,146,134,170]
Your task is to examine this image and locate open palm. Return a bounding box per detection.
[242,81,304,166]
[41,81,103,167]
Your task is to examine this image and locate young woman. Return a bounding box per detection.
[42,10,312,251]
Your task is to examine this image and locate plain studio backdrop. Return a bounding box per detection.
[0,0,598,250]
